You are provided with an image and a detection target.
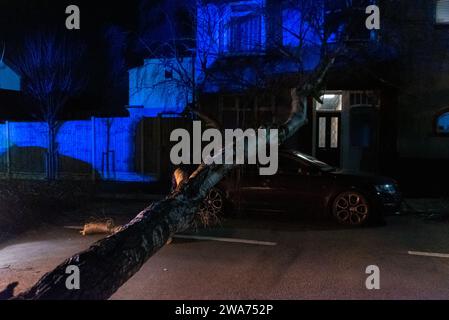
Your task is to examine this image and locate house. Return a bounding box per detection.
[182,0,448,194]
[128,57,194,116]
[189,0,391,174]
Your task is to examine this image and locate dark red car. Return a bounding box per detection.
[200,149,402,227]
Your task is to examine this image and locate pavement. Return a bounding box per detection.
[0,212,448,300]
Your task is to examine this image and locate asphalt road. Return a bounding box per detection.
[0,214,448,300]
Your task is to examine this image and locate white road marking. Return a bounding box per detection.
[63,226,83,230]
[408,251,449,259]
[62,226,277,246]
[173,235,277,246]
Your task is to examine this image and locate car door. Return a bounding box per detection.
[264,156,310,213]
[266,156,331,215]
[238,165,281,212]
[238,156,310,213]
[235,156,331,214]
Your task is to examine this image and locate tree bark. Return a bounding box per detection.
[13,58,334,300]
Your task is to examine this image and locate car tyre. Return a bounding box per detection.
[331,191,372,227]
[197,188,227,222]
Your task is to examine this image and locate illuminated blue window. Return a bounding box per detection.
[436,112,449,135]
[219,0,266,54]
[282,7,322,47]
[282,7,301,47]
[230,13,263,53]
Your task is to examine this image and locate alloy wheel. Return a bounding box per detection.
[198,188,224,218]
[333,191,369,226]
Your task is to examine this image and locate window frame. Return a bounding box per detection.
[218,0,266,56]
[434,108,449,137]
[435,0,449,26]
[229,13,263,54]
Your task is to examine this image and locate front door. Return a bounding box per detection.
[315,112,341,167]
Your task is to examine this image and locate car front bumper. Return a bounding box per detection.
[377,192,403,215]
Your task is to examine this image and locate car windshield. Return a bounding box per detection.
[289,151,336,172]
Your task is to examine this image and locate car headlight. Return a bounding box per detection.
[375,184,397,194]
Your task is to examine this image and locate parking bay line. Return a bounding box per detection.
[173,235,277,246]
[408,251,449,259]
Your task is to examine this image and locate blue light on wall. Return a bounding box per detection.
[128,57,193,115]
[0,117,156,182]
[282,7,322,48]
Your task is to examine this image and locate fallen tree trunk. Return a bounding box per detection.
[14,180,203,299]
[12,58,334,300]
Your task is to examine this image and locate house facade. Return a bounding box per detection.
[128,57,194,116]
[192,0,389,174]
[130,1,449,193]
[179,0,448,194]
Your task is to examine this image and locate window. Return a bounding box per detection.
[330,117,339,148]
[349,92,378,105]
[316,94,343,111]
[282,6,322,48]
[230,14,263,53]
[435,110,449,135]
[220,0,266,54]
[436,0,449,24]
[318,117,327,148]
[282,8,300,47]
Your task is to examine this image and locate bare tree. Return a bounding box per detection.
[11,32,87,180]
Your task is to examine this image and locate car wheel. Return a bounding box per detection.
[197,188,225,225]
[332,191,370,226]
